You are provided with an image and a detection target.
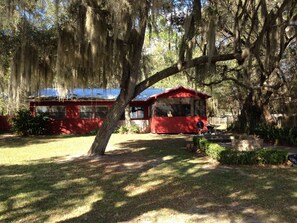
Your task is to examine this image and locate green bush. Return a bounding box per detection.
[205,143,226,160]
[115,125,129,134]
[129,124,141,133]
[255,149,288,165]
[11,109,51,136]
[220,150,258,165]
[193,136,288,165]
[114,124,141,134]
[89,128,99,135]
[193,136,198,146]
[289,127,297,145]
[197,137,209,152]
[193,136,203,148]
[254,124,297,146]
[194,136,227,160]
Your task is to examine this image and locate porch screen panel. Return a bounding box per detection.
[148,105,152,118]
[194,100,206,116]
[155,98,191,117]
[80,106,94,119]
[156,102,172,117]
[171,104,191,116]
[95,106,108,118]
[130,107,144,119]
[51,106,65,119]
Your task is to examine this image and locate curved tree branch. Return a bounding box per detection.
[134,53,241,97]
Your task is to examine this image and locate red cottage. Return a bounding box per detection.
[29,86,210,134]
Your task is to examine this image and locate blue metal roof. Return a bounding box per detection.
[31,86,210,101]
[31,88,166,101]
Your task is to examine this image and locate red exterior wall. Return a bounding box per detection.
[150,116,208,134]
[49,119,104,134]
[148,87,209,134]
[29,100,149,134]
[30,100,114,134]
[156,91,197,99]
[29,87,209,134]
[0,116,11,132]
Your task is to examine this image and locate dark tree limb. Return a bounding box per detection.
[134,53,241,97]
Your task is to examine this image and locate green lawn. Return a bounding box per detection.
[1,133,297,223]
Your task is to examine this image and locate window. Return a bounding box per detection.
[95,106,108,118]
[156,103,171,117]
[130,106,144,119]
[36,106,50,114]
[171,104,191,117]
[80,105,109,119]
[155,101,191,117]
[80,106,94,119]
[51,106,65,119]
[195,100,206,116]
[35,106,65,119]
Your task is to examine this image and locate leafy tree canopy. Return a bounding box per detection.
[0,0,296,154]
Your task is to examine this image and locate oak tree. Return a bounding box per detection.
[1,0,296,155]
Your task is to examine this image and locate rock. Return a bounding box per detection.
[230,135,263,151]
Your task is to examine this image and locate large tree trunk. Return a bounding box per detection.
[237,92,262,133]
[88,1,149,156]
[237,91,274,133]
[262,104,274,125]
[88,91,132,156]
[88,39,142,156]
[88,58,140,156]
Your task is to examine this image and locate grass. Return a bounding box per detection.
[1,133,297,222]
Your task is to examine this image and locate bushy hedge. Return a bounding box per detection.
[220,149,288,165]
[114,124,141,134]
[11,109,51,136]
[254,124,297,146]
[193,136,288,165]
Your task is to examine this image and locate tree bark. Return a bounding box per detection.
[237,92,262,133]
[237,90,276,133]
[88,1,149,156]
[88,91,131,156]
[124,105,131,128]
[262,104,274,124]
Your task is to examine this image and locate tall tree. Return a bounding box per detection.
[1,0,296,155]
[217,0,297,132]
[186,0,297,133]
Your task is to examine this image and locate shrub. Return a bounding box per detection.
[193,136,198,146]
[254,124,297,146]
[115,125,129,134]
[193,136,202,148]
[193,136,288,165]
[289,127,297,145]
[115,124,140,134]
[255,149,288,165]
[205,143,226,160]
[197,137,209,152]
[89,128,99,135]
[11,109,51,136]
[194,136,227,159]
[129,124,141,133]
[220,150,257,165]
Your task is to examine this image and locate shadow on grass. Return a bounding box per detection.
[1,136,297,222]
[0,134,91,148]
